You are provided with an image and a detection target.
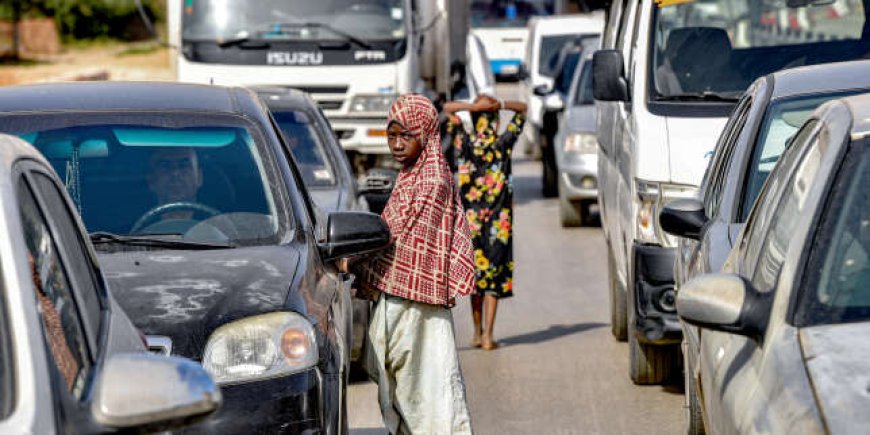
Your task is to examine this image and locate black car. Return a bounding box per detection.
[254,86,383,370]
[0,82,391,434]
[660,60,870,435]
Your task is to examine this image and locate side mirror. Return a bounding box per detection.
[533,84,552,97]
[544,93,564,112]
[92,353,220,432]
[592,50,629,102]
[320,211,391,260]
[677,274,772,339]
[660,198,708,240]
[358,172,395,196]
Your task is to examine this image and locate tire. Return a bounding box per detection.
[608,247,628,341]
[559,188,583,227]
[684,349,706,435]
[628,332,678,385]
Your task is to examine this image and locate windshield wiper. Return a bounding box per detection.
[274,22,372,49]
[89,232,233,250]
[216,36,271,49]
[654,91,740,102]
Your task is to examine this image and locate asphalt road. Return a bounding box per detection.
[348,84,683,434]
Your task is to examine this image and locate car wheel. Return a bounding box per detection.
[684,349,706,435]
[559,185,583,227]
[608,247,628,341]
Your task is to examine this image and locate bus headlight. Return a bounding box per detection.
[202,312,318,385]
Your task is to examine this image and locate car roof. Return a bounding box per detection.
[0,134,51,176]
[840,92,870,140]
[0,81,258,115]
[252,87,317,111]
[532,13,604,36]
[769,60,870,101]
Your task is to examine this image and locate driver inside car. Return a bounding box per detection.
[132,146,224,236]
[147,147,203,221]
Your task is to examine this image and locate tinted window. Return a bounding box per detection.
[573,61,594,105]
[19,178,91,398]
[554,50,581,95]
[741,90,867,220]
[538,35,577,75]
[273,110,337,187]
[651,1,867,99]
[3,113,289,247]
[798,140,869,325]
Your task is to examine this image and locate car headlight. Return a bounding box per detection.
[635,179,697,247]
[564,133,598,154]
[202,312,318,385]
[349,94,398,113]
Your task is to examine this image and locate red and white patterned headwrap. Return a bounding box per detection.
[358,94,475,305]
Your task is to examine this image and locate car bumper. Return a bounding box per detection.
[184,369,323,434]
[558,153,598,200]
[631,243,681,345]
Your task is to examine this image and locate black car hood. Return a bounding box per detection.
[98,245,303,359]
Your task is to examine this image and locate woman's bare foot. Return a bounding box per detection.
[481,335,499,351]
[472,332,483,348]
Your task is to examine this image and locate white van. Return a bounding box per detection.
[520,13,604,162]
[593,0,870,385]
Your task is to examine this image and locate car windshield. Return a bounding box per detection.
[651,0,869,100]
[573,60,594,106]
[742,90,867,220]
[182,0,407,41]
[3,113,289,247]
[272,110,337,188]
[471,0,555,28]
[797,140,869,325]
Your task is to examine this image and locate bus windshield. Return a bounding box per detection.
[182,0,407,42]
[651,0,870,100]
[471,0,556,28]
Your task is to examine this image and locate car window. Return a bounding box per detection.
[573,61,594,106]
[703,94,752,219]
[18,177,91,399]
[272,110,337,188]
[4,112,290,247]
[539,34,577,76]
[740,90,868,221]
[797,139,869,325]
[740,119,818,273]
[30,171,104,349]
[749,126,824,291]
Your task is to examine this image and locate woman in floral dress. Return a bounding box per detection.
[443,94,527,350]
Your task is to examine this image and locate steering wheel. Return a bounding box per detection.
[130,202,220,234]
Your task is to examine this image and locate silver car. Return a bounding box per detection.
[554,48,598,226]
[674,93,870,434]
[0,134,219,434]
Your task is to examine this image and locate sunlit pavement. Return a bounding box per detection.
[349,85,683,434]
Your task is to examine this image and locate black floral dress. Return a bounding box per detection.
[444,111,525,298]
